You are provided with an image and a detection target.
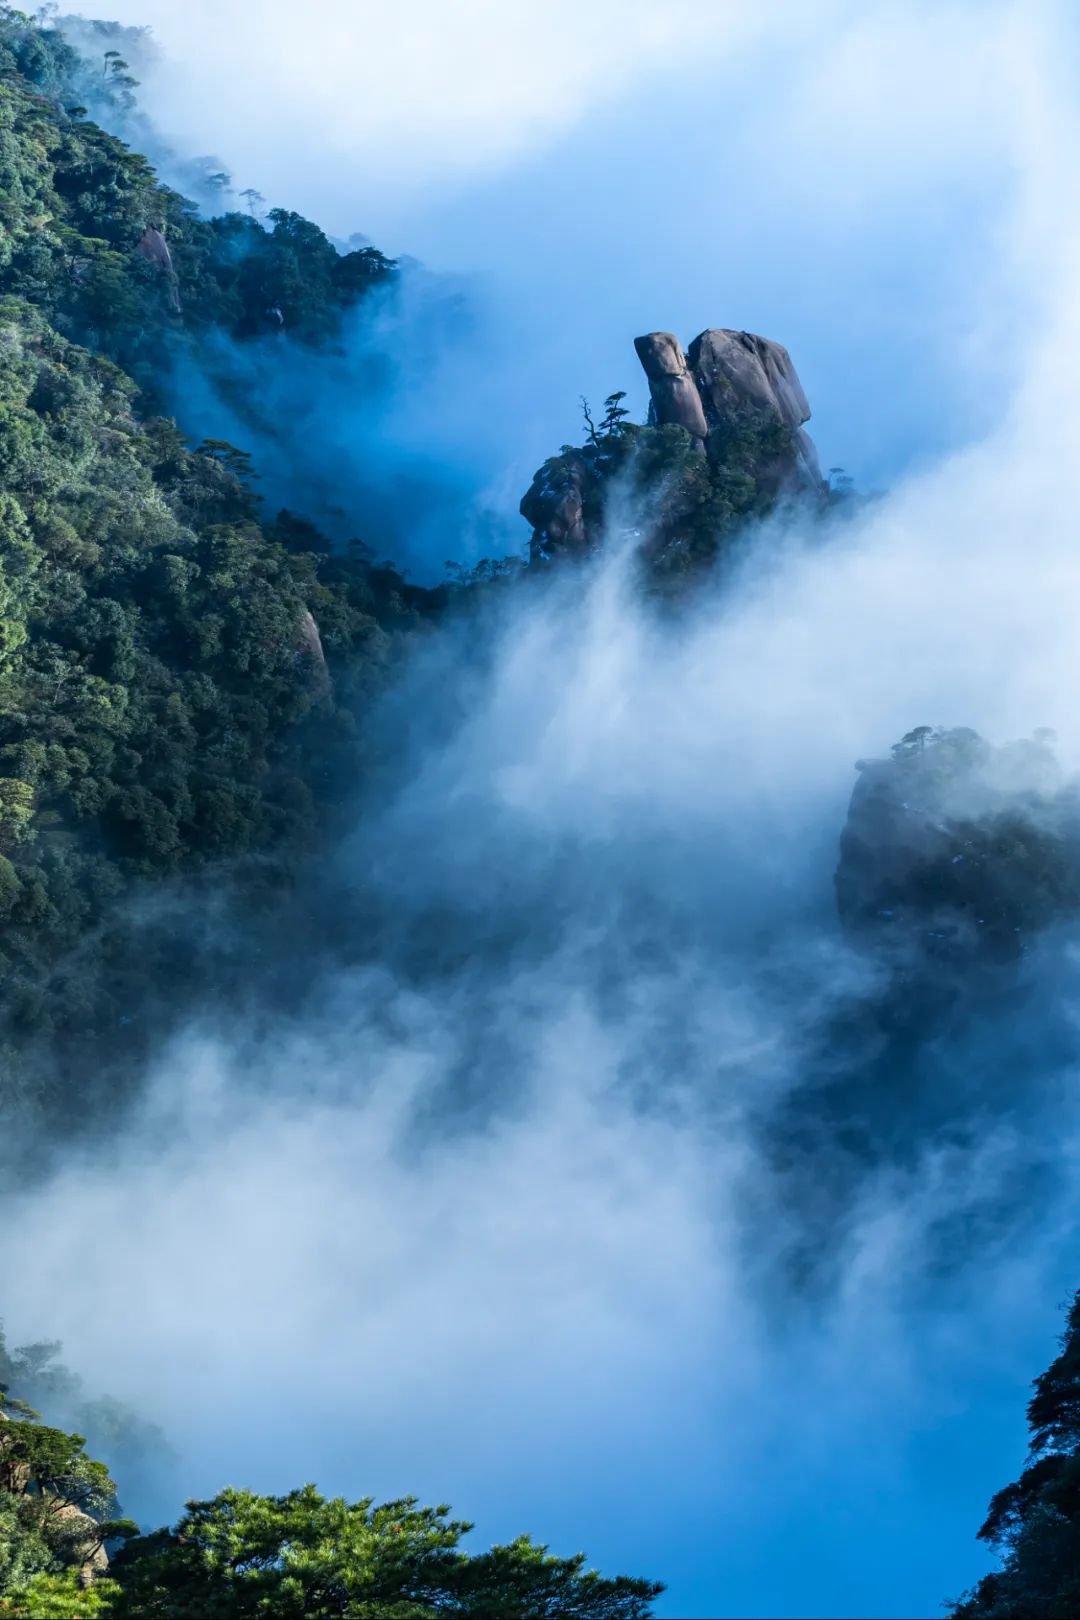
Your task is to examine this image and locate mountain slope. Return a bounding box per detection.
[0,12,439,1111]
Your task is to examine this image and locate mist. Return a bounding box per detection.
[66,0,1079,547]
[5,1,1080,1616]
[10,393,1080,1613]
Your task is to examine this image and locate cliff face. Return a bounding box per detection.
[521,325,823,574]
[835,727,1080,961]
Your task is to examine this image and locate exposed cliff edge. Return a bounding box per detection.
[521,325,825,578]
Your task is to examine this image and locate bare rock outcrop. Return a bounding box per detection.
[136,225,181,312]
[636,326,821,491]
[632,332,709,441]
[51,1501,110,1587]
[520,323,823,566]
[689,329,810,431]
[297,608,331,696]
[520,454,590,563]
[136,226,173,272]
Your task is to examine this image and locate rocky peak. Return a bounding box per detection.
[636,326,821,491]
[521,324,823,571]
[632,332,710,442]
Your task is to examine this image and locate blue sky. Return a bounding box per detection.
[98,1,1069,507]
[16,2,1080,1614]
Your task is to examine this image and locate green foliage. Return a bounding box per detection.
[950,1291,1080,1617]
[0,1406,115,1519]
[444,555,526,590]
[0,298,431,1062]
[0,16,444,1105]
[581,390,630,446]
[523,403,798,580]
[0,1494,53,1598]
[1,1569,122,1616]
[0,11,396,399]
[1029,1293,1080,1453]
[106,1485,662,1619]
[0,1326,166,1547]
[0,1384,134,1614]
[0,1332,661,1620]
[0,23,651,1609]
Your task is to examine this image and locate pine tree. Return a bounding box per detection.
[951,1291,1080,1617]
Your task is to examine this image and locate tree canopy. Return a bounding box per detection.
[951,1291,1080,1618]
[103,1486,662,1619]
[0,8,442,1120]
[0,1324,662,1620]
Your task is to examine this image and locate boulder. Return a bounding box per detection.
[632,332,709,441]
[689,328,821,488]
[634,326,822,491]
[519,454,590,563]
[688,329,811,431]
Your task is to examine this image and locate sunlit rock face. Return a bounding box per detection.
[636,326,821,491]
[632,331,710,441]
[521,325,823,567]
[687,328,821,490]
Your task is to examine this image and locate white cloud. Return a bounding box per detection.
[90,0,766,193]
[67,0,1080,495]
[12,305,1080,1594]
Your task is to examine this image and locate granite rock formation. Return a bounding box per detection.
[521,325,822,569]
[632,332,710,441]
[636,327,821,490]
[519,454,590,560]
[135,224,181,311]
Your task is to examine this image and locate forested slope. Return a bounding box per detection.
[0,9,439,1110]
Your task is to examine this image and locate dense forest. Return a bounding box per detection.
[0,6,448,1122]
[950,1291,1080,1618]
[0,12,667,1611]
